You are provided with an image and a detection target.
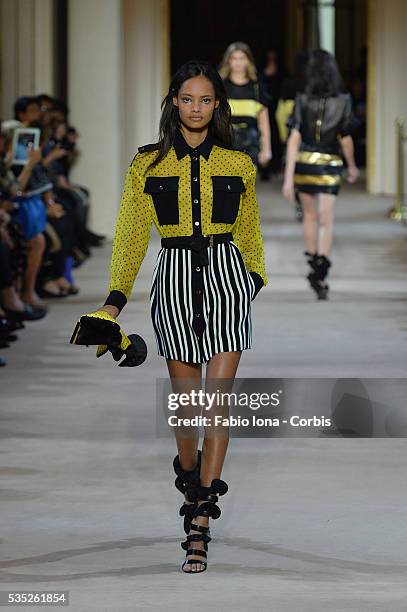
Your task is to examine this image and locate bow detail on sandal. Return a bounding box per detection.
[173,451,201,534]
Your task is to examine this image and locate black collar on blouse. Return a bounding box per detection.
[173,128,215,161]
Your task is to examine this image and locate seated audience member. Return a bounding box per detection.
[0,125,48,315]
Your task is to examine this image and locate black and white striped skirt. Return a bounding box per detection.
[150,239,256,364]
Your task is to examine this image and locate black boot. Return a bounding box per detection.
[307,254,331,300]
[173,450,201,534]
[304,250,317,265]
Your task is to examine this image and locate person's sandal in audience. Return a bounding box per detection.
[38,279,68,298]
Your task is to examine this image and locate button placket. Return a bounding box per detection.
[190,156,201,236]
[189,149,205,340]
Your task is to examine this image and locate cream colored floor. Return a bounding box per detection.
[1,180,407,611]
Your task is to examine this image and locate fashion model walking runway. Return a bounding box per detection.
[73,60,267,573]
[282,49,359,300]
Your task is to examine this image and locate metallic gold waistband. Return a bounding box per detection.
[294,174,341,186]
[296,151,343,165]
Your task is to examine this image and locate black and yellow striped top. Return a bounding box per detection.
[104,129,268,312]
[224,78,269,130]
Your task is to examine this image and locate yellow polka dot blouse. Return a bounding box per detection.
[106,132,268,306]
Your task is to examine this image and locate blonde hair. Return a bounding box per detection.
[218,42,258,81]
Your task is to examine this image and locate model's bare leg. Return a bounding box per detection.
[201,351,242,482]
[317,194,336,255]
[184,351,242,572]
[166,359,202,470]
[300,192,318,254]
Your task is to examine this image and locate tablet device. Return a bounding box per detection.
[11,127,40,165]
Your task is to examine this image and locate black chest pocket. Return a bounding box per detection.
[211,176,246,224]
[144,176,179,225]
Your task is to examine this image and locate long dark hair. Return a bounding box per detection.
[147,60,233,170]
[305,49,343,97]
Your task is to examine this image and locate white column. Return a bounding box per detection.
[122,0,170,166]
[33,0,54,95]
[0,0,54,119]
[0,0,18,118]
[68,0,123,237]
[368,0,407,195]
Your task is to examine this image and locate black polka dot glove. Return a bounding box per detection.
[69,310,147,367]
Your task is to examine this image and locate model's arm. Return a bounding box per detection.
[99,158,154,318]
[233,161,268,298]
[257,106,272,167]
[282,128,301,202]
[100,304,120,318]
[338,94,359,184]
[340,136,359,183]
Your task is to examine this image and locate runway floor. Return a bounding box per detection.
[1,179,407,611]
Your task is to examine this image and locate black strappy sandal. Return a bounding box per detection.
[181,478,228,574]
[173,451,201,534]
